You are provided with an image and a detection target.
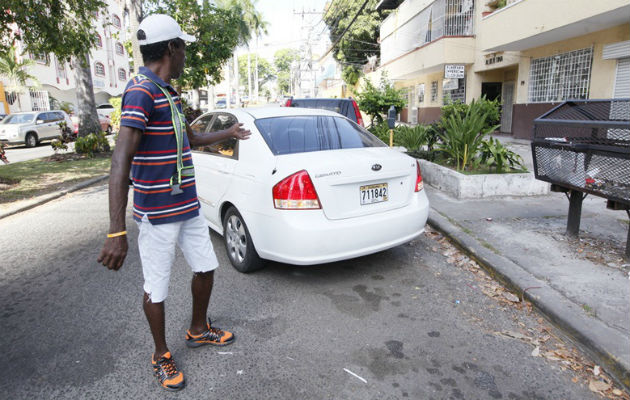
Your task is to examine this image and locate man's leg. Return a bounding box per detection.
[143,294,169,359]
[189,271,214,335]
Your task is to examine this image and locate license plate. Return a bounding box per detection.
[360,183,388,205]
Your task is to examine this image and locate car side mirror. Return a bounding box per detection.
[37,119,44,125]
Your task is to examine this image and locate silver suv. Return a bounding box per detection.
[0,110,72,147]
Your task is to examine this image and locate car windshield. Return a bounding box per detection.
[255,116,385,156]
[2,113,36,124]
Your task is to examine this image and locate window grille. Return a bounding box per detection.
[431,81,438,102]
[444,78,465,104]
[118,68,126,81]
[417,84,425,104]
[112,14,121,29]
[96,34,103,48]
[380,0,474,65]
[528,47,593,103]
[94,62,106,77]
[116,42,124,55]
[31,51,49,64]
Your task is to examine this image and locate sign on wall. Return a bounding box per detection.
[442,79,459,91]
[444,64,465,79]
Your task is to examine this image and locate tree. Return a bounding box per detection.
[323,0,390,86]
[274,48,300,95]
[1,0,107,136]
[356,75,406,126]
[238,54,274,89]
[0,46,40,111]
[147,0,243,89]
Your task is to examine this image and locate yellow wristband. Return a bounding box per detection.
[107,231,127,238]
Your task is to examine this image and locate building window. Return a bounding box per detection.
[112,14,121,29]
[431,81,438,102]
[118,68,126,81]
[417,83,425,104]
[115,42,124,55]
[31,51,49,65]
[528,47,593,103]
[94,62,106,77]
[96,33,103,48]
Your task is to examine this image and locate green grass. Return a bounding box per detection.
[582,304,597,317]
[0,153,111,203]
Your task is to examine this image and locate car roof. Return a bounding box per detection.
[239,106,343,119]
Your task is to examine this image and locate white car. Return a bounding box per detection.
[96,103,115,118]
[190,107,429,272]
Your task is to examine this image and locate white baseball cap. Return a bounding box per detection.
[137,14,196,45]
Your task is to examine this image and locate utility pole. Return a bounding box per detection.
[293,8,322,98]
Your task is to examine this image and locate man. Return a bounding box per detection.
[97,14,250,392]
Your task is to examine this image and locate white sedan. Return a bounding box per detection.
[190,107,429,272]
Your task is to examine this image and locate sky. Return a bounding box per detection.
[242,0,331,61]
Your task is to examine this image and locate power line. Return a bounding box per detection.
[318,0,370,62]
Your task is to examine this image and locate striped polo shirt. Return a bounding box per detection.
[120,66,199,225]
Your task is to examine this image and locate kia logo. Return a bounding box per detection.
[372,164,382,171]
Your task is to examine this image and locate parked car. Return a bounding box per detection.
[0,110,72,147]
[215,98,227,109]
[96,103,115,118]
[284,97,364,126]
[189,107,429,272]
[70,114,112,136]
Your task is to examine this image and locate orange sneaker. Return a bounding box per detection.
[185,318,235,348]
[152,352,185,391]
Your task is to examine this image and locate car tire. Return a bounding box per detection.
[25,132,38,148]
[106,125,112,135]
[222,206,264,273]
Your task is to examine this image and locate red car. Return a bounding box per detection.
[70,114,113,136]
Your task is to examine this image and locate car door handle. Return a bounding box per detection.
[217,170,230,175]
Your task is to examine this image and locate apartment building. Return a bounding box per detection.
[3,0,131,113]
[372,0,629,139]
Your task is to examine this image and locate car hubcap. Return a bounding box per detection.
[226,215,247,263]
[28,136,35,146]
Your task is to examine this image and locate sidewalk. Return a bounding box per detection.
[425,186,630,389]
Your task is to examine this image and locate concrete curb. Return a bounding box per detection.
[0,175,109,220]
[428,209,630,391]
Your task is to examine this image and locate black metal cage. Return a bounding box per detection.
[532,99,630,205]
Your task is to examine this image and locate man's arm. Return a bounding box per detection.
[186,121,251,147]
[97,126,143,270]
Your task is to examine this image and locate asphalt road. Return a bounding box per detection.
[0,184,599,399]
[2,142,58,164]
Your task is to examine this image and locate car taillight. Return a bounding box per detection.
[415,161,424,192]
[285,98,292,107]
[272,170,321,210]
[351,99,364,127]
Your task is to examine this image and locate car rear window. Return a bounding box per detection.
[289,99,354,121]
[255,116,385,155]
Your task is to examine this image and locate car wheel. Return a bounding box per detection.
[222,206,264,273]
[106,125,112,135]
[25,132,38,148]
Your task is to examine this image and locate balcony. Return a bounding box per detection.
[380,0,475,66]
[479,0,630,51]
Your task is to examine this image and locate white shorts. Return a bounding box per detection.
[137,214,218,303]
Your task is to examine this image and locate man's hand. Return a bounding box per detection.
[229,123,251,140]
[97,236,128,271]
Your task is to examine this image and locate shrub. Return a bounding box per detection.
[440,95,500,133]
[438,99,500,171]
[368,122,392,144]
[478,137,525,172]
[356,74,407,126]
[108,97,121,132]
[396,125,431,153]
[75,132,110,157]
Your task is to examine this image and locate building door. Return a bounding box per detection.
[500,82,514,133]
[481,82,502,101]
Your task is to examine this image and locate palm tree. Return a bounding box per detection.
[0,46,40,111]
[217,0,268,104]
